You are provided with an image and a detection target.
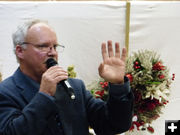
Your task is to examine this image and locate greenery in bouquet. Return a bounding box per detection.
[87,50,174,133]
[67,65,76,78]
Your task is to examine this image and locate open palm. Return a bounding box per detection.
[98,40,127,84]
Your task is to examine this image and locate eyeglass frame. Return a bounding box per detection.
[20,42,65,53]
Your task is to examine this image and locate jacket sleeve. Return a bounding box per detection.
[85,77,134,135]
[0,91,58,135]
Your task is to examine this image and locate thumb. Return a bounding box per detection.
[98,63,104,76]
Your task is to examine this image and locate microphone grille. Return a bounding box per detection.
[46,58,58,68]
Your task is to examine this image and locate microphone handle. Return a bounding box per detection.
[59,80,75,100]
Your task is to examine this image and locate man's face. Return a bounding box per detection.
[18,23,58,81]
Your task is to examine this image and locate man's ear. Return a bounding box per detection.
[15,45,25,59]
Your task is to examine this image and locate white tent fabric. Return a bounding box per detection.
[0,1,180,135]
[0,1,127,84]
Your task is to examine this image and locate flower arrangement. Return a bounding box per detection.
[87,50,174,133]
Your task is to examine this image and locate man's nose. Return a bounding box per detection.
[47,47,57,56]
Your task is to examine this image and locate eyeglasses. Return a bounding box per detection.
[21,42,65,53]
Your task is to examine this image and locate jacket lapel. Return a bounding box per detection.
[13,68,39,103]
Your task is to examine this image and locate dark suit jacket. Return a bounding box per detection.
[0,68,133,135]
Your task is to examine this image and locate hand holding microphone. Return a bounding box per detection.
[39,63,68,96]
[46,58,75,99]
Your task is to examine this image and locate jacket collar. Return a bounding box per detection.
[13,67,39,103]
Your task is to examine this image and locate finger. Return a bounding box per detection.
[115,42,120,58]
[46,66,67,77]
[47,66,64,73]
[50,70,68,79]
[54,75,68,83]
[44,68,68,84]
[101,42,108,61]
[107,40,114,57]
[121,47,127,62]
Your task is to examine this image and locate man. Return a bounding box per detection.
[0,19,133,135]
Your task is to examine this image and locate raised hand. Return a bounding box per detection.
[98,40,127,84]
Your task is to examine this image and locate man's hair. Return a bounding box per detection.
[12,19,49,61]
[12,19,49,52]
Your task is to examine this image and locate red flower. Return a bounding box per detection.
[153,62,165,71]
[147,101,157,111]
[147,126,154,133]
[130,121,141,130]
[158,74,165,79]
[100,82,103,85]
[104,82,108,87]
[126,74,133,82]
[129,125,134,131]
[147,103,156,110]
[172,73,175,80]
[99,81,108,88]
[95,90,104,98]
[135,61,139,65]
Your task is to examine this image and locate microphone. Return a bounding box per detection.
[45,58,75,100]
